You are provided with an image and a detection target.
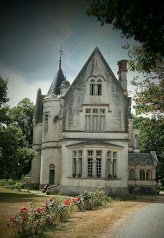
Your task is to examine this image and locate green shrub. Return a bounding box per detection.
[0,179,16,186]
[72,187,109,211]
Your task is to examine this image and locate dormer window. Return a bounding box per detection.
[90,78,102,95]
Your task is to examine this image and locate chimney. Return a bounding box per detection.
[117,60,128,91]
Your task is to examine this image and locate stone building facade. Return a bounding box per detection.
[31,47,158,195]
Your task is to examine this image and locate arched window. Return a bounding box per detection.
[90,79,96,95]
[97,79,102,95]
[90,78,102,95]
[49,164,55,184]
[146,169,152,180]
[129,169,134,180]
[140,169,145,180]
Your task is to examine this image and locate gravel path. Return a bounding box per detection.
[103,195,164,238]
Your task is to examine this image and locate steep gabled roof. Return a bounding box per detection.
[65,47,124,97]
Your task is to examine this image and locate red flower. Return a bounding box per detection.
[10,216,16,221]
[64,200,71,205]
[45,203,48,209]
[20,207,27,213]
[23,216,27,221]
[77,197,81,201]
[49,198,53,202]
[36,208,42,213]
[96,194,99,197]
[72,198,77,203]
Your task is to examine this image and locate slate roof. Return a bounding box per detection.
[47,67,65,96]
[128,152,158,166]
[33,88,45,123]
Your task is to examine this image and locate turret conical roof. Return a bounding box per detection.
[47,49,65,97]
[47,67,65,96]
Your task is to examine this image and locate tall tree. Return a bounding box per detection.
[0,76,10,127]
[9,98,34,146]
[133,116,164,186]
[0,77,35,179]
[0,125,35,179]
[123,44,164,115]
[86,0,164,70]
[0,75,9,106]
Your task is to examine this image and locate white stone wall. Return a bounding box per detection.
[40,147,61,186]
[31,123,43,184]
[60,135,129,193]
[63,49,129,133]
[31,149,41,184]
[39,96,62,187]
[43,97,61,142]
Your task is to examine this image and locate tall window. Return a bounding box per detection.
[140,169,145,180]
[96,159,101,176]
[97,79,102,95]
[72,151,76,177]
[90,79,96,95]
[72,150,83,177]
[78,150,82,177]
[85,108,105,132]
[129,169,134,180]
[88,158,93,177]
[112,159,117,177]
[88,150,93,177]
[107,151,111,178]
[90,79,102,95]
[44,114,48,132]
[96,150,102,177]
[146,169,152,180]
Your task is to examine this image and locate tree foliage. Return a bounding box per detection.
[0,76,10,127]
[0,125,35,179]
[133,79,164,115]
[0,75,9,106]
[86,0,164,69]
[9,98,34,145]
[123,44,164,115]
[133,116,164,186]
[0,76,35,179]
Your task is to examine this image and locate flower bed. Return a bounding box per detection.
[7,188,110,238]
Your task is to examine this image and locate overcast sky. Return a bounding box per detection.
[0,0,139,107]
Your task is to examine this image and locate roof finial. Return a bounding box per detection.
[59,46,63,68]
